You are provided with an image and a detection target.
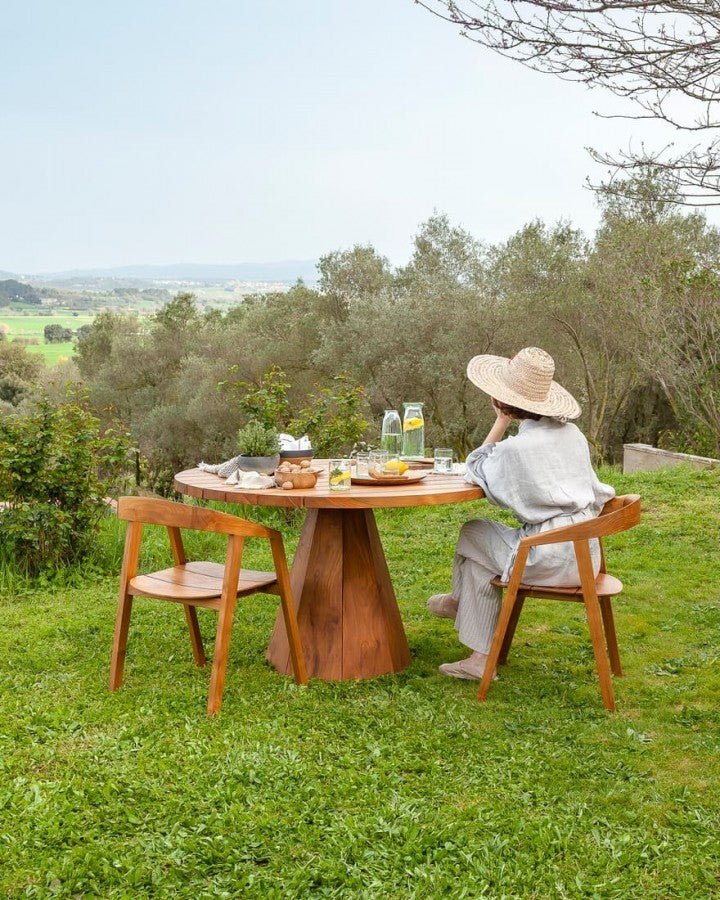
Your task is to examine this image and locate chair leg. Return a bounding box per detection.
[498,591,526,666]
[278,589,308,686]
[599,596,622,677]
[109,591,133,691]
[110,520,142,692]
[207,535,243,716]
[184,605,207,667]
[478,585,522,701]
[270,535,308,685]
[207,596,237,715]
[575,541,616,712]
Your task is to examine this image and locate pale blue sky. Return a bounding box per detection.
[0,0,693,273]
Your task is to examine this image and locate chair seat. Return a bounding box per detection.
[129,561,279,604]
[491,572,623,599]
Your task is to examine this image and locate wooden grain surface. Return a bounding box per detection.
[265,507,412,680]
[175,461,484,509]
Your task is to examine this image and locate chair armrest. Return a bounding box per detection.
[520,496,641,548]
[520,523,586,548]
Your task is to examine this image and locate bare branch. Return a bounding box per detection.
[417,0,720,204]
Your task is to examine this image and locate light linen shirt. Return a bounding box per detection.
[464,417,615,527]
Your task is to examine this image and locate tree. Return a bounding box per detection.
[318,215,503,454]
[417,1,720,205]
[0,341,44,407]
[318,245,394,320]
[593,179,720,454]
[153,292,199,331]
[44,323,74,344]
[0,279,40,305]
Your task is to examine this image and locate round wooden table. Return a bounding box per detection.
[174,463,484,681]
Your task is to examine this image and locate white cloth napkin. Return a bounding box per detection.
[198,455,242,477]
[226,469,275,489]
[278,433,312,451]
[197,456,275,488]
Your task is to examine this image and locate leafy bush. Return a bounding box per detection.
[291,375,369,456]
[225,367,370,456]
[237,421,280,457]
[0,399,130,574]
[44,323,74,344]
[224,365,291,430]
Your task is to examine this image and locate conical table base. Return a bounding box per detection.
[266,508,412,680]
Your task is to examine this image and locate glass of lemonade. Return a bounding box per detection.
[329,459,352,491]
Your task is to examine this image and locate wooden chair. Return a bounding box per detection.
[478,495,641,711]
[110,497,308,715]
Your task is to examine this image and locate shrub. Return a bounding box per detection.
[225,367,370,456]
[237,421,280,457]
[0,399,130,574]
[224,365,291,430]
[44,323,74,344]
[290,375,369,456]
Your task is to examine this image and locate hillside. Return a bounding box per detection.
[0,279,40,305]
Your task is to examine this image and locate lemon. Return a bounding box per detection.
[403,417,423,431]
[384,459,409,474]
[330,471,351,486]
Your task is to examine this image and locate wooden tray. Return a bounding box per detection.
[351,472,429,487]
[401,456,434,468]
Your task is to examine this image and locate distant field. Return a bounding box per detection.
[0,311,94,365]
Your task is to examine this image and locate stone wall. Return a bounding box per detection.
[623,443,720,474]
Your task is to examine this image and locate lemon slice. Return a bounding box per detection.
[403,417,423,431]
[330,471,351,486]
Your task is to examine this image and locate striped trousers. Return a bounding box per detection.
[452,516,600,655]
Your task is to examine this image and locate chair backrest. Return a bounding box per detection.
[520,494,641,549]
[117,496,275,539]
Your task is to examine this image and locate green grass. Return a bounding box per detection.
[0,311,94,364]
[1,466,719,897]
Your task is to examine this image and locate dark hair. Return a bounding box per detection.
[492,399,542,421]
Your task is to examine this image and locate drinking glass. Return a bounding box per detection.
[355,452,370,477]
[329,459,352,491]
[368,450,388,475]
[434,448,454,474]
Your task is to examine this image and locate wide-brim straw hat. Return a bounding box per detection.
[466,346,581,420]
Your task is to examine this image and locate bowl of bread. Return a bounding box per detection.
[275,459,321,490]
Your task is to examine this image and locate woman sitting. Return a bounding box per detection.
[429,346,615,681]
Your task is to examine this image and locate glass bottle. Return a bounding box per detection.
[402,402,425,459]
[380,409,402,458]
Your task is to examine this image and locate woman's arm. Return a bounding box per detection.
[483,399,513,445]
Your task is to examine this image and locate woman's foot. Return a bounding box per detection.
[427,593,459,620]
[438,651,497,681]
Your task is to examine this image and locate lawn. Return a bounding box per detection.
[1,466,719,897]
[0,311,94,364]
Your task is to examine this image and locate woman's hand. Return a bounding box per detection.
[491,398,514,427]
[482,399,513,446]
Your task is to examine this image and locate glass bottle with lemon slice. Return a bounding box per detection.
[401,402,425,459]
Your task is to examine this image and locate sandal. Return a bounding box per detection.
[438,658,498,681]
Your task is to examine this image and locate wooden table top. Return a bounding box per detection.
[174,462,485,510]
